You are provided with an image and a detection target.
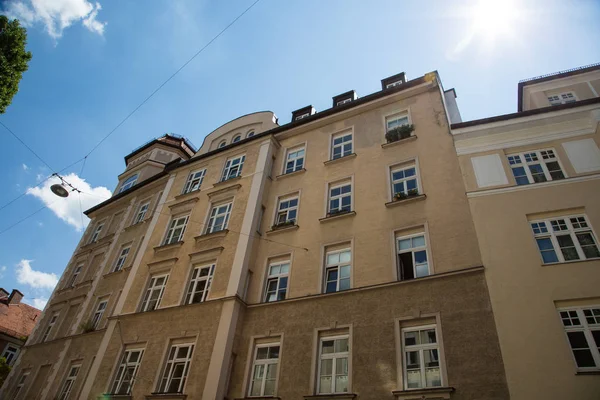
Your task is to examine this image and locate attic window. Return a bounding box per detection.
[218,140,227,149]
[247,130,255,138]
[295,113,310,121]
[337,98,352,106]
[386,81,403,89]
[291,106,315,122]
[233,135,242,143]
[118,174,138,193]
[381,72,406,90]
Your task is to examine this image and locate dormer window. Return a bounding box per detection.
[218,140,227,149]
[548,92,577,106]
[296,113,310,120]
[381,72,406,90]
[386,81,403,89]
[332,90,357,107]
[291,106,316,122]
[118,174,138,193]
[337,99,351,106]
[233,135,242,143]
[247,130,255,138]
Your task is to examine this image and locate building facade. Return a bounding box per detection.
[1,71,514,400]
[452,63,600,399]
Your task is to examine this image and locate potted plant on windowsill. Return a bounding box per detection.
[272,220,296,230]
[79,320,95,334]
[327,208,351,217]
[393,189,419,201]
[385,124,415,143]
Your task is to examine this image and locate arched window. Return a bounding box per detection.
[118,174,138,193]
[218,140,227,149]
[233,135,242,143]
[247,130,255,138]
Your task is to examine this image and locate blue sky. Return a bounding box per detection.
[0,0,599,309]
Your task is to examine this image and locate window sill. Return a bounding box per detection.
[319,211,356,223]
[207,183,242,198]
[146,394,187,400]
[153,241,184,254]
[235,397,281,400]
[266,224,299,235]
[101,395,132,400]
[174,189,202,201]
[102,266,132,278]
[381,135,417,148]
[385,194,427,208]
[542,257,600,267]
[168,196,200,210]
[213,175,242,187]
[276,168,306,180]
[304,394,357,400]
[79,233,115,251]
[392,387,454,400]
[194,229,229,244]
[124,220,149,231]
[576,370,600,375]
[324,153,357,166]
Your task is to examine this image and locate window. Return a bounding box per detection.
[110,348,145,395]
[531,215,600,263]
[328,182,352,215]
[91,300,108,329]
[67,264,82,287]
[331,131,353,160]
[507,149,565,185]
[318,335,349,394]
[284,146,305,174]
[386,80,403,88]
[140,274,169,312]
[133,202,149,224]
[12,370,29,398]
[89,223,104,243]
[274,195,298,227]
[548,92,577,106]
[58,364,81,400]
[249,343,280,396]
[264,261,289,302]
[336,98,352,106]
[247,130,255,138]
[233,134,242,143]
[206,202,232,234]
[386,113,410,132]
[163,215,189,245]
[558,307,600,370]
[402,325,442,389]
[391,164,419,198]
[182,169,206,194]
[113,246,131,272]
[2,344,19,365]
[41,312,59,342]
[158,343,194,394]
[221,155,245,181]
[397,233,430,280]
[324,249,351,293]
[119,174,138,193]
[295,112,310,120]
[184,264,215,304]
[218,140,227,148]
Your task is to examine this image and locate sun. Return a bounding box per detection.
[470,0,521,41]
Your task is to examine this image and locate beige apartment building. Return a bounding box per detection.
[0,70,513,400]
[452,63,600,400]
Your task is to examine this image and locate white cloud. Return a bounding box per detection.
[22,163,30,171]
[0,265,6,279]
[27,173,111,231]
[3,0,106,39]
[30,297,48,309]
[15,259,58,289]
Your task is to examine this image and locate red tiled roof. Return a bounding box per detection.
[0,299,41,339]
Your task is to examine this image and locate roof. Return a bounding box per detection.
[0,297,41,340]
[517,62,600,112]
[124,134,196,165]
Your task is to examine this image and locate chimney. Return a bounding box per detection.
[0,288,8,298]
[8,289,24,305]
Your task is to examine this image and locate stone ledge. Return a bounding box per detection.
[319,211,356,223]
[212,175,242,187]
[276,168,307,180]
[323,153,357,166]
[153,241,184,254]
[304,394,357,400]
[392,387,454,400]
[145,394,187,400]
[381,135,417,148]
[174,189,202,201]
[124,220,149,231]
[79,233,114,252]
[385,194,427,208]
[168,196,200,210]
[98,395,131,400]
[194,229,229,244]
[207,184,242,198]
[235,397,281,400]
[266,224,299,235]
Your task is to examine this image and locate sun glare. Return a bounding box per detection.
[471,0,521,41]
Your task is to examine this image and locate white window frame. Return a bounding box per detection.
[557,306,600,371]
[386,112,411,132]
[386,80,403,89]
[218,140,227,148]
[336,98,352,106]
[324,248,352,293]
[206,202,232,234]
[248,343,281,397]
[401,324,443,390]
[2,343,19,365]
[133,202,149,224]
[396,232,430,280]
[247,130,255,138]
[91,299,108,329]
[221,154,246,181]
[330,131,353,160]
[507,149,566,185]
[113,246,131,272]
[163,215,189,245]
[67,264,83,287]
[530,215,600,264]
[283,146,305,174]
[233,134,242,143]
[58,364,81,400]
[264,261,290,302]
[12,370,29,399]
[274,195,299,227]
[317,335,350,394]
[390,164,420,198]
[89,222,104,243]
[118,174,138,193]
[182,169,206,194]
[42,312,59,342]
[295,112,310,120]
[184,264,216,305]
[110,348,145,395]
[140,274,169,312]
[548,91,578,105]
[327,181,352,215]
[158,343,194,394]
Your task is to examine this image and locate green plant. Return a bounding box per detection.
[272,219,295,229]
[385,124,415,143]
[393,189,419,201]
[328,208,350,216]
[79,320,95,333]
[0,16,33,114]
[0,357,11,388]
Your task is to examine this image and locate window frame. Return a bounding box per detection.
[42,311,60,342]
[67,264,83,287]
[400,324,444,390]
[248,342,281,397]
[247,130,255,138]
[390,163,420,199]
[317,334,350,394]
[140,273,169,312]
[263,260,290,302]
[548,91,578,106]
[113,245,131,272]
[205,201,233,234]
[157,343,195,394]
[218,140,227,149]
[557,306,600,371]
[133,202,150,225]
[89,222,104,244]
[323,248,352,293]
[183,264,216,305]
[118,174,139,193]
[274,194,299,227]
[58,364,81,400]
[12,370,29,399]
[396,231,431,280]
[506,148,567,185]
[163,215,189,245]
[2,343,19,365]
[182,169,206,194]
[110,347,145,395]
[330,130,353,160]
[91,299,108,330]
[232,134,242,143]
[385,111,411,133]
[221,154,246,181]
[530,214,600,264]
[327,180,353,216]
[283,145,306,175]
